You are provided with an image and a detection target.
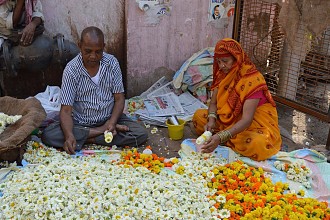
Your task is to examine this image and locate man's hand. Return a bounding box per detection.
[63,135,76,155]
[104,122,117,136]
[19,23,36,46]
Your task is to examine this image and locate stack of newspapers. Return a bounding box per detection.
[134,77,207,127]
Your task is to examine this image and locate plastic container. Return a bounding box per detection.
[165,118,186,140]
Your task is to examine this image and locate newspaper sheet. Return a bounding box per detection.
[135,92,208,126]
[143,92,185,117]
[147,81,175,98]
[134,109,167,127]
[178,92,208,121]
[140,76,169,98]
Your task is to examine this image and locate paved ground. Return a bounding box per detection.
[141,122,197,158]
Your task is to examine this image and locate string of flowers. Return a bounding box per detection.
[0,112,22,134]
[274,160,312,188]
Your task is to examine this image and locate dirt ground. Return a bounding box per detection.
[142,102,330,162]
[276,102,330,160]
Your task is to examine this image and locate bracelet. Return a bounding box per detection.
[207,112,217,119]
[216,130,232,143]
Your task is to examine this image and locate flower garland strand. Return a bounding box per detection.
[274,160,312,188]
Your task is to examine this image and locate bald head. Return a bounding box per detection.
[79,26,105,69]
[80,26,104,44]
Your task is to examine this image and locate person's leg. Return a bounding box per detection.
[41,122,89,150]
[192,109,209,135]
[94,114,148,147]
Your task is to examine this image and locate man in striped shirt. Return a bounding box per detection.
[42,26,148,154]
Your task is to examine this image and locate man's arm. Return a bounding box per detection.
[20,0,43,45]
[12,0,25,28]
[103,93,125,135]
[60,105,76,155]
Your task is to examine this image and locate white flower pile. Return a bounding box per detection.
[274,160,312,188]
[0,143,230,219]
[0,112,22,134]
[172,152,230,218]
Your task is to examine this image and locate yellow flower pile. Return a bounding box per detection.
[202,160,330,219]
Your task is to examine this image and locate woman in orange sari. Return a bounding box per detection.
[193,38,282,161]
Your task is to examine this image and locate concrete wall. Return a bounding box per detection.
[41,0,126,87]
[126,0,234,98]
[38,0,233,98]
[42,0,125,53]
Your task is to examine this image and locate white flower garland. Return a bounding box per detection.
[274,160,312,188]
[104,131,113,143]
[196,131,212,145]
[0,112,22,134]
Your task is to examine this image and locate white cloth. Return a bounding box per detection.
[172,47,214,89]
[91,67,101,85]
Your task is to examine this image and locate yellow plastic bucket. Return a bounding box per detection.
[166,118,186,140]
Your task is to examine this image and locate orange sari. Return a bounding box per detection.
[193,38,282,161]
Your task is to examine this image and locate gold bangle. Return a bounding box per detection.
[224,130,232,138]
[216,130,232,143]
[216,132,224,142]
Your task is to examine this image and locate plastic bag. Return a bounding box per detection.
[34,86,61,113]
[34,86,61,128]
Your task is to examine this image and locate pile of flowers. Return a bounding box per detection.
[0,112,22,134]
[1,142,329,219]
[1,143,227,219]
[23,141,71,165]
[274,160,312,188]
[119,146,178,174]
[172,157,329,219]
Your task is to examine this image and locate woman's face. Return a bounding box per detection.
[216,55,235,74]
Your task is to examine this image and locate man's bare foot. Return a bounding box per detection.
[116,124,129,132]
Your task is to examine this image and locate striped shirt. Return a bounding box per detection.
[60,52,125,125]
